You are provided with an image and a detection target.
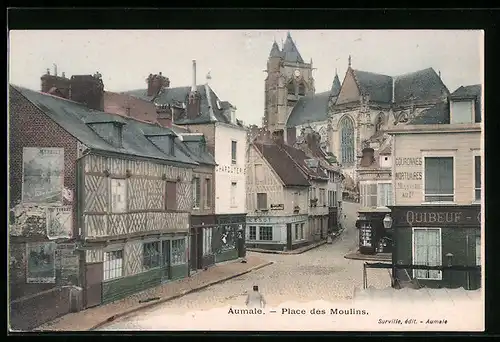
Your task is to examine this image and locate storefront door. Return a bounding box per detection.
[161,240,171,283]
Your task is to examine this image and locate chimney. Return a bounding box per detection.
[146,72,170,97]
[186,60,201,120]
[70,73,105,111]
[360,147,375,167]
[40,68,71,99]
[191,60,197,92]
[157,104,173,128]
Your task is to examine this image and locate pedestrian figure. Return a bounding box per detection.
[245,285,266,308]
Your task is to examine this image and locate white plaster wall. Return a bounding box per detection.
[214,123,248,215]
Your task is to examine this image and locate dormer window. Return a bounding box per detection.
[87,121,125,148]
[450,100,474,124]
[145,133,176,156]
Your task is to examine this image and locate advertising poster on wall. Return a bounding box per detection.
[22,147,64,204]
[26,242,56,283]
[46,206,73,239]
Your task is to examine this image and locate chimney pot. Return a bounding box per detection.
[191,60,197,92]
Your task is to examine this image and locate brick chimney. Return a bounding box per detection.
[360,147,375,167]
[41,66,71,99]
[186,60,201,120]
[156,104,173,128]
[146,72,170,97]
[70,73,104,111]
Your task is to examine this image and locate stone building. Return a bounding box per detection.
[124,60,248,264]
[8,78,202,329]
[263,32,450,188]
[386,84,482,290]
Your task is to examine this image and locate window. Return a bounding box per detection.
[192,177,201,208]
[103,250,123,281]
[377,183,392,207]
[339,116,355,165]
[424,157,454,202]
[287,81,295,95]
[319,189,326,206]
[300,223,305,240]
[248,226,257,240]
[254,164,264,184]
[375,114,384,132]
[474,155,481,202]
[143,241,161,270]
[110,178,127,213]
[259,226,273,241]
[205,178,212,208]
[203,228,213,255]
[451,100,474,124]
[360,183,377,207]
[476,236,481,266]
[231,141,237,165]
[171,238,187,265]
[257,192,267,210]
[231,182,237,207]
[412,228,442,280]
[294,224,299,240]
[165,181,177,211]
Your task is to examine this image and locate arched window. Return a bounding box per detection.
[298,83,306,96]
[287,81,295,95]
[340,116,355,165]
[375,114,384,132]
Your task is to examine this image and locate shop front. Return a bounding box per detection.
[355,207,393,255]
[390,205,481,290]
[246,214,309,251]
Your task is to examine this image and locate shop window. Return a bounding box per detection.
[143,241,161,270]
[295,224,300,240]
[171,238,186,265]
[103,250,123,281]
[248,226,257,240]
[412,228,442,280]
[424,157,454,202]
[259,226,273,241]
[203,228,213,255]
[300,223,305,239]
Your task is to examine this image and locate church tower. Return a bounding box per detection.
[264,32,314,142]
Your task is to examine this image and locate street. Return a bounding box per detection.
[100,202,391,330]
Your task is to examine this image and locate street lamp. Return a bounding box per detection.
[446,253,454,267]
[383,214,393,229]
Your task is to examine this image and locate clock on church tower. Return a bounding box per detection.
[294,69,301,77]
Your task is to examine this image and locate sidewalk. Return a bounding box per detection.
[247,228,345,255]
[35,255,273,331]
[344,251,392,262]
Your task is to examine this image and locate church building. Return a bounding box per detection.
[263,32,450,189]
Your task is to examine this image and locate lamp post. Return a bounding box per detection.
[446,253,454,288]
[382,214,397,287]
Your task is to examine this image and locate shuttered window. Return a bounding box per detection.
[165,181,177,211]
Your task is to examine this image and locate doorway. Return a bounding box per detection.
[161,240,171,283]
[286,224,292,250]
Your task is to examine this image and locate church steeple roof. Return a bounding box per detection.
[331,71,341,96]
[269,41,281,58]
[282,32,304,63]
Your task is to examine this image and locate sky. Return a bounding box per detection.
[8,30,483,126]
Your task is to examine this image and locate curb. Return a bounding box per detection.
[247,240,327,255]
[89,260,274,331]
[343,254,392,262]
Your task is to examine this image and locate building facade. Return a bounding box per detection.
[8,79,204,328]
[246,140,310,251]
[387,84,482,289]
[124,60,248,264]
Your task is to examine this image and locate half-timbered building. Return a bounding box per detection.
[9,80,200,324]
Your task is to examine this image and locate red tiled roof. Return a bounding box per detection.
[104,91,158,123]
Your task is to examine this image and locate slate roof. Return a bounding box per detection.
[352,69,393,103]
[409,101,450,125]
[124,84,241,127]
[451,84,482,122]
[279,144,328,180]
[177,133,216,166]
[331,74,341,97]
[286,91,330,127]
[393,68,448,103]
[11,85,198,166]
[253,142,310,187]
[269,41,281,58]
[282,32,305,64]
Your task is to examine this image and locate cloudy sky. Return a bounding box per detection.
[9,30,483,126]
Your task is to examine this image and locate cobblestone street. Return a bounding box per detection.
[100,202,391,330]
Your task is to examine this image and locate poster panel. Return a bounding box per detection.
[22,147,64,204]
[46,206,73,239]
[26,242,56,283]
